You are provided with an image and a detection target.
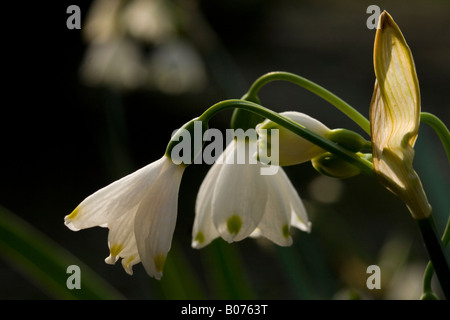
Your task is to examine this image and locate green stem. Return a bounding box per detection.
[417,216,450,299]
[420,112,450,165]
[419,112,450,298]
[245,71,371,135]
[422,214,450,296]
[199,99,373,175]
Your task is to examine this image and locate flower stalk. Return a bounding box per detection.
[420,112,450,164]
[244,71,371,135]
[198,99,374,175]
[417,216,450,299]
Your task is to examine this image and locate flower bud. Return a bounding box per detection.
[327,128,370,152]
[311,152,362,179]
[370,11,431,219]
[256,111,331,166]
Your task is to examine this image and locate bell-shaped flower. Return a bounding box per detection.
[256,111,331,166]
[192,139,311,249]
[370,11,431,219]
[64,155,185,279]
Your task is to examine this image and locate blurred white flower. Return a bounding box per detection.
[121,0,176,44]
[80,38,147,90]
[147,39,207,94]
[80,0,207,93]
[83,0,176,45]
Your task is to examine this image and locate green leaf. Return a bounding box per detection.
[0,205,125,299]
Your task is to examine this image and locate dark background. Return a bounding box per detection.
[1,0,449,299]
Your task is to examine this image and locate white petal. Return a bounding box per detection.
[212,142,267,243]
[192,159,222,249]
[255,172,294,246]
[249,228,262,238]
[276,168,311,233]
[104,206,140,275]
[65,156,167,231]
[134,158,185,279]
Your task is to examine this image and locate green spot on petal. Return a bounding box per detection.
[154,254,166,273]
[195,231,205,244]
[125,255,135,268]
[110,244,123,257]
[66,206,79,220]
[282,224,290,239]
[227,214,242,235]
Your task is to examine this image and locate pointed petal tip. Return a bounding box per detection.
[191,239,209,250]
[122,258,136,276]
[64,206,81,231]
[191,241,201,249]
[281,237,293,247]
[64,217,80,231]
[105,254,118,265]
[305,222,312,234]
[153,273,162,280]
[377,10,398,31]
[294,220,312,234]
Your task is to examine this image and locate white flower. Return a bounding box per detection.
[64,155,185,279]
[256,111,331,166]
[192,140,311,248]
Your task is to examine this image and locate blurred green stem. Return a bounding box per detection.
[244,71,371,135]
[418,216,450,299]
[419,112,450,299]
[0,206,124,299]
[422,214,450,298]
[200,240,256,299]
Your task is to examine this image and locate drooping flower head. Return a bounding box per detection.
[65,118,206,279]
[370,11,431,219]
[192,112,328,249]
[65,155,184,279]
[192,139,311,249]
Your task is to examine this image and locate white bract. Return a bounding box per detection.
[64,155,185,279]
[192,140,311,249]
[370,11,431,219]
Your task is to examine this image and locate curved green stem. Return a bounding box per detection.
[420,112,450,165]
[199,99,373,175]
[419,112,450,299]
[245,71,371,135]
[422,214,450,297]
[422,262,434,295]
[418,216,450,299]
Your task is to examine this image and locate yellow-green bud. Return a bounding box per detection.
[326,128,371,152]
[311,152,362,179]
